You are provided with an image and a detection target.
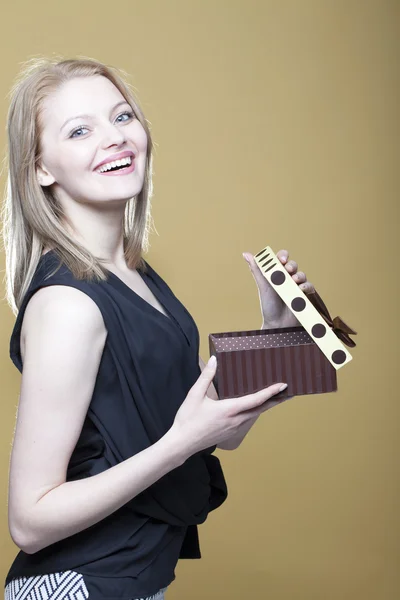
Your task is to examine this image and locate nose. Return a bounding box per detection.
[101,121,127,148]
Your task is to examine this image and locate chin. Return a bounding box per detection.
[94,184,144,203]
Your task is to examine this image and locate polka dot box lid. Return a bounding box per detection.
[253,244,356,371]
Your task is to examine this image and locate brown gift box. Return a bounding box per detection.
[208,245,357,400]
[209,325,336,400]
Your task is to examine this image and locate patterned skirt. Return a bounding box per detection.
[4,571,168,600]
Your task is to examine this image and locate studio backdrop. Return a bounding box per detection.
[0,1,398,599]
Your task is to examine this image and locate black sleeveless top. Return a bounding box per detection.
[5,250,228,599]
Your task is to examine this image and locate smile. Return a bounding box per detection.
[96,156,134,174]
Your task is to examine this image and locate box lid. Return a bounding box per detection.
[254,245,354,370]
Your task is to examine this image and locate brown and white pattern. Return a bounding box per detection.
[254,245,352,369]
[209,328,337,399]
[212,329,313,351]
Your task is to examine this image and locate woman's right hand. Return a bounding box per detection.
[170,356,288,457]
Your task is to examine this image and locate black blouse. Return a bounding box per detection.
[5,250,228,599]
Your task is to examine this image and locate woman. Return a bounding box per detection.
[2,57,314,600]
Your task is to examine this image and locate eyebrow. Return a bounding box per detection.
[60,100,132,132]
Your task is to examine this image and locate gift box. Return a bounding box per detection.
[208,245,357,400]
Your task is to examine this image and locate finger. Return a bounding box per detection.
[243,252,270,288]
[285,260,298,274]
[300,281,315,294]
[243,252,260,278]
[277,249,289,264]
[243,252,264,274]
[251,399,282,414]
[241,393,296,418]
[223,382,287,414]
[190,356,218,398]
[242,252,253,267]
[293,270,306,283]
[259,393,295,410]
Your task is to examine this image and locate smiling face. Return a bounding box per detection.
[36,75,148,206]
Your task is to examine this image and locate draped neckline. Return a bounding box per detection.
[39,250,191,346]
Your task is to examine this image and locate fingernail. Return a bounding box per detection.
[242,253,250,264]
[278,383,288,392]
[208,355,217,366]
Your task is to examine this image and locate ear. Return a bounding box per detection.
[36,162,56,187]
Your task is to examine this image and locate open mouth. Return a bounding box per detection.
[96,156,134,174]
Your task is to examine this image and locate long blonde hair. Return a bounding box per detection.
[1,56,155,315]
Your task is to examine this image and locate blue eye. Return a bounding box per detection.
[70,126,88,138]
[116,111,135,123]
[69,111,134,139]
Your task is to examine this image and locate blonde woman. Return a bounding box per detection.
[2,57,313,600]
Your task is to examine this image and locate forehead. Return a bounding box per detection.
[41,75,126,124]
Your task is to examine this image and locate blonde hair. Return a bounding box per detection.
[1,56,155,315]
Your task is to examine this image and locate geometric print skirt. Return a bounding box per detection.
[4,571,168,600]
[4,572,89,600]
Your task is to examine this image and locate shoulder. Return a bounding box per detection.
[21,285,107,362]
[24,284,104,326]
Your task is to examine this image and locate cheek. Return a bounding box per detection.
[133,121,148,152]
[40,129,89,178]
[56,146,95,178]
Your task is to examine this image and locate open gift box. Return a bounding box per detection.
[208,245,357,400]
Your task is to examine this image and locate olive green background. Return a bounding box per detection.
[0,1,398,598]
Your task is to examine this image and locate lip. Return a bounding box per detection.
[96,160,135,177]
[94,150,135,171]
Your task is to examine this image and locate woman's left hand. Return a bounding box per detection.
[243,249,315,329]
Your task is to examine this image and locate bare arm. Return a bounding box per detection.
[8,286,189,555]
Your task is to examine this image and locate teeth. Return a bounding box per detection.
[97,156,132,173]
